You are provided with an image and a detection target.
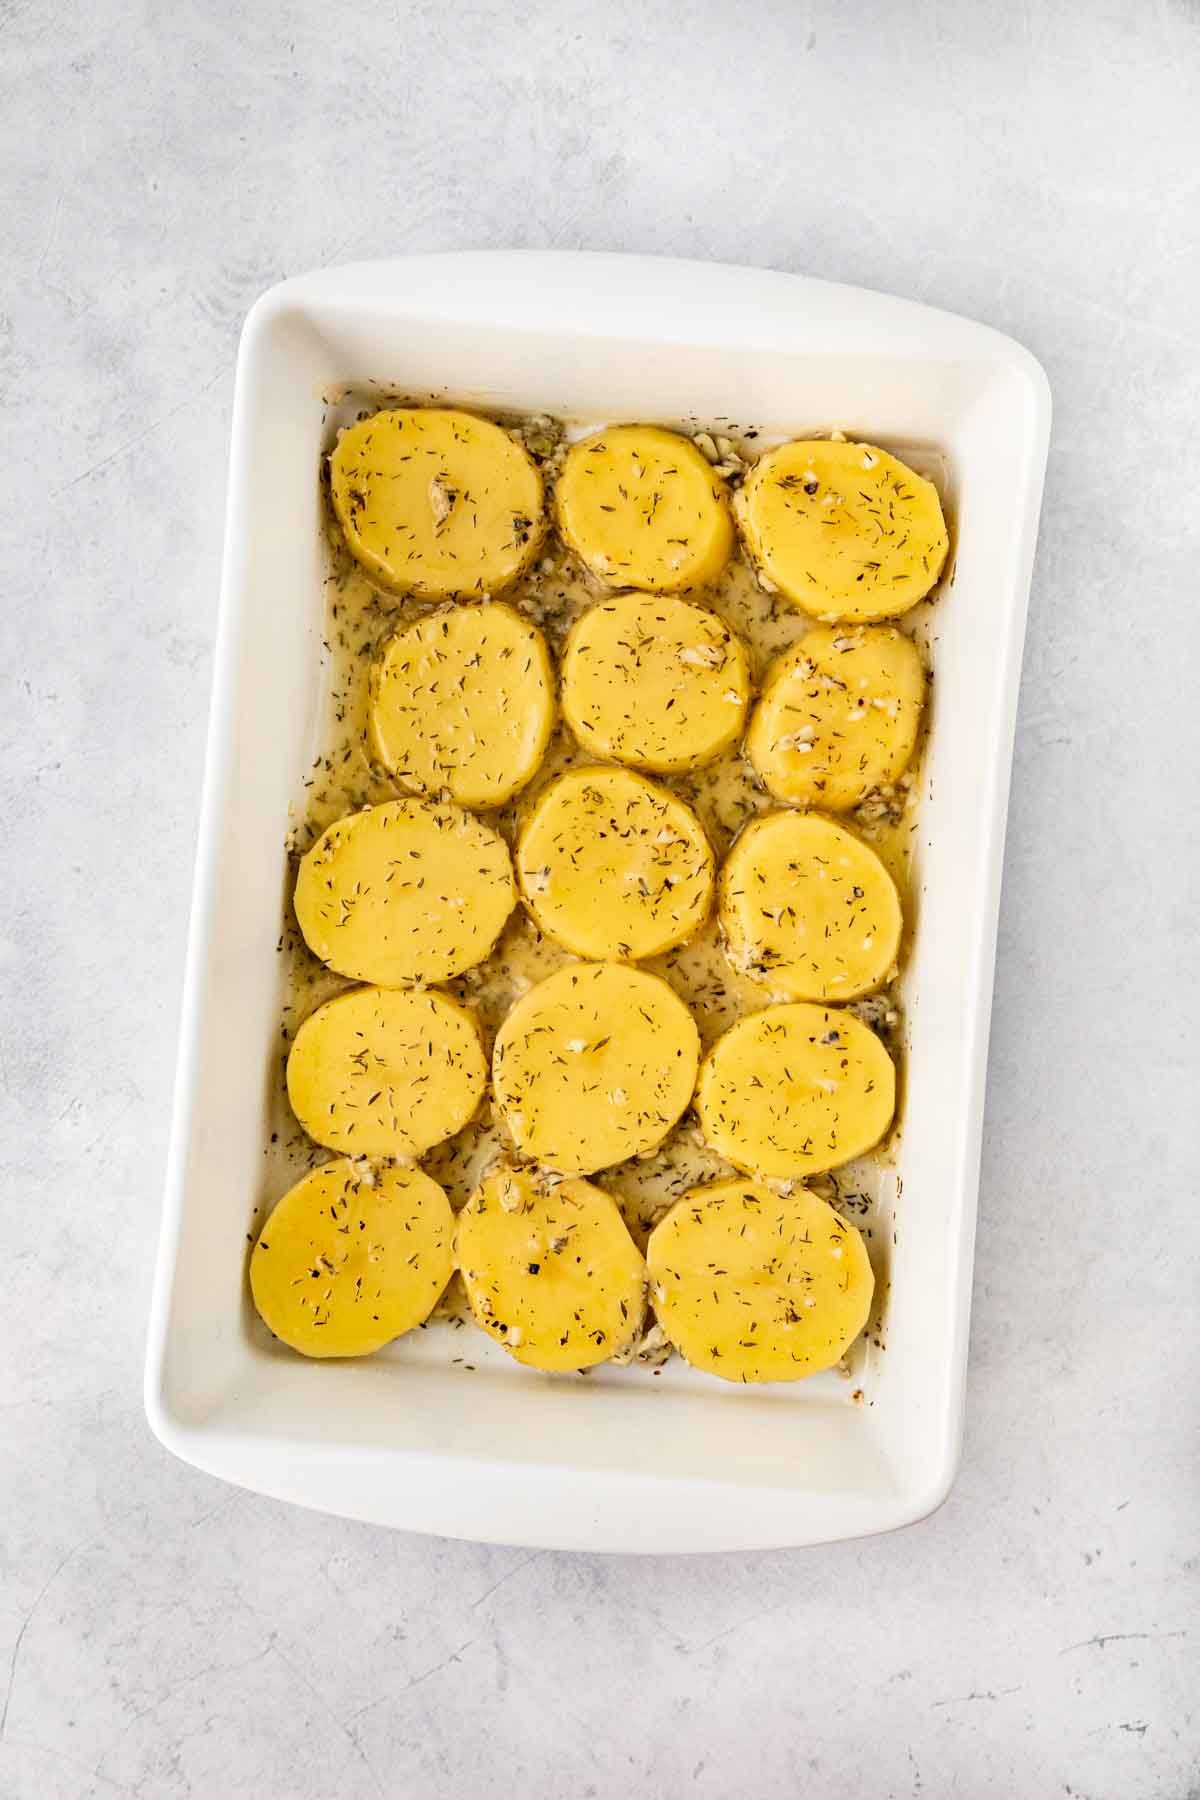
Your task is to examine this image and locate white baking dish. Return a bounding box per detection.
[144,252,1049,1552]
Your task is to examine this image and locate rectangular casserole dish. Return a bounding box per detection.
[145,252,1050,1552]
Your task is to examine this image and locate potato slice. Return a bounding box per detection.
[516,766,714,960]
[456,1166,646,1371]
[329,407,543,599]
[696,1002,895,1177]
[286,986,486,1158]
[555,426,733,592]
[746,624,925,810]
[492,962,700,1173]
[720,811,901,1002]
[561,591,750,773]
[734,439,948,621]
[293,798,514,987]
[647,1178,874,1382]
[250,1157,453,1358]
[370,602,554,808]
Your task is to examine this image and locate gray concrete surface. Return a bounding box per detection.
[1,1,1197,1795]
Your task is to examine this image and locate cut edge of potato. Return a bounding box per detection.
[249,1157,455,1359]
[491,962,702,1174]
[560,589,751,773]
[718,810,903,1002]
[293,798,516,988]
[285,984,487,1158]
[455,1163,647,1372]
[555,425,734,593]
[369,601,556,808]
[329,407,545,600]
[695,1001,897,1178]
[647,1176,875,1382]
[515,765,715,960]
[733,437,949,622]
[745,623,926,810]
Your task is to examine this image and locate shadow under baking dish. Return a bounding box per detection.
[145,252,1049,1552]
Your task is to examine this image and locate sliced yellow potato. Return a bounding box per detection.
[734,439,949,621]
[492,962,700,1173]
[250,1157,453,1358]
[329,407,543,599]
[286,985,486,1158]
[370,602,554,809]
[720,811,901,1002]
[647,1178,874,1382]
[561,591,750,773]
[746,624,925,810]
[695,1002,895,1178]
[516,766,714,960]
[555,426,733,593]
[293,798,514,987]
[456,1165,646,1371]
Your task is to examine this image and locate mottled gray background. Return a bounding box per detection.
[2,1,1198,1795]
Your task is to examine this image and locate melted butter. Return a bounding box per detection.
[268,415,945,1356]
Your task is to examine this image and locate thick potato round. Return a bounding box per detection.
[555,426,733,593]
[492,962,700,1174]
[516,766,714,960]
[561,591,750,773]
[293,799,514,987]
[370,602,554,808]
[746,624,925,810]
[647,1178,874,1382]
[734,439,949,621]
[456,1166,646,1372]
[329,407,543,599]
[719,811,901,1002]
[286,986,486,1158]
[250,1158,454,1358]
[695,1002,895,1178]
